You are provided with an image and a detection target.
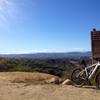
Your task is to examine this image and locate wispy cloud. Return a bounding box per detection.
[0,0,13,28]
[70,48,87,52]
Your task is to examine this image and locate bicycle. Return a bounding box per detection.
[71,58,100,89]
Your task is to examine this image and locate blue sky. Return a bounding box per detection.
[0,0,100,54]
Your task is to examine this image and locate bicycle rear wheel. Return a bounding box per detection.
[71,68,86,87]
[95,71,100,89]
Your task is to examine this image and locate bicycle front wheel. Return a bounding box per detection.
[71,68,86,87]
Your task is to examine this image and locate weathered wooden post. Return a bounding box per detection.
[91,28,100,63]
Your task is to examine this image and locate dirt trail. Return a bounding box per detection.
[0,72,100,100]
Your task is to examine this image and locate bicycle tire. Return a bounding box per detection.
[95,71,100,89]
[70,67,86,87]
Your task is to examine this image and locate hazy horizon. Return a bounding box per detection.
[0,51,91,55]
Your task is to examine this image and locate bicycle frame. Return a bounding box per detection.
[78,61,100,80]
[88,62,100,79]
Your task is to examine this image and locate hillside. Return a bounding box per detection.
[0,56,91,79]
[0,51,91,59]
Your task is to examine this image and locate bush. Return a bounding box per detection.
[0,57,90,77]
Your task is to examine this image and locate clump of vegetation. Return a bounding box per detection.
[0,57,91,78]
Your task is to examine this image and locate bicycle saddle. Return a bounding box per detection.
[93,57,100,61]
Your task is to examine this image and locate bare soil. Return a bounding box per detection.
[0,72,100,100]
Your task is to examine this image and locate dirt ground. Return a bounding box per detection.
[0,72,100,100]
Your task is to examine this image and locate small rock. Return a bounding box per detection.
[45,77,62,84]
[62,79,72,85]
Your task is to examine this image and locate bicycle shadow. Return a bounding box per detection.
[82,85,100,90]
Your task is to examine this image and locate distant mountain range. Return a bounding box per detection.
[0,51,91,59]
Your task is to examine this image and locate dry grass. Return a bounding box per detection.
[0,72,99,100]
[0,72,59,84]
